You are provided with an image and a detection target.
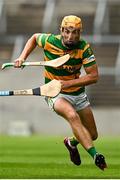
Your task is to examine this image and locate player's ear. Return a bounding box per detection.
[60,27,64,35]
[60,27,64,32]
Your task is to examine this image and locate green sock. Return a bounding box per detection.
[87,147,97,159]
[69,137,79,146]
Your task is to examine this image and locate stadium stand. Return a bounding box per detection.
[109,1,120,35]
[6,1,45,35]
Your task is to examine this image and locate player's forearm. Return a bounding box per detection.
[19,35,37,61]
[61,73,99,89]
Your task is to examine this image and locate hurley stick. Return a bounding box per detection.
[0,79,61,97]
[1,54,70,70]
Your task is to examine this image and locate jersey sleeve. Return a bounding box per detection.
[82,43,96,67]
[36,33,50,48]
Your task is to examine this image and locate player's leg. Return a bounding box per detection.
[67,106,98,155]
[45,95,81,165]
[61,102,107,170]
[53,97,98,166]
[45,95,107,170]
[77,105,98,141]
[54,97,94,149]
[63,93,97,153]
[79,106,107,169]
[70,106,107,170]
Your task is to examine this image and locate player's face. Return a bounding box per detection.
[61,27,80,49]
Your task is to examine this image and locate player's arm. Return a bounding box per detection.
[14,33,41,67]
[61,42,99,88]
[60,63,99,89]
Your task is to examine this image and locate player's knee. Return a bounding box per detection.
[67,111,80,124]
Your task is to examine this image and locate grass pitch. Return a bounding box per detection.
[0,135,120,179]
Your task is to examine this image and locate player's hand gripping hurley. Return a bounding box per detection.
[1,54,70,70]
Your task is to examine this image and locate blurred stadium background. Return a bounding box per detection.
[0,0,120,137]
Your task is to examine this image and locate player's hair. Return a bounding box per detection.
[61,15,83,31]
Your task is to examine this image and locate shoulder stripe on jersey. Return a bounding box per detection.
[37,34,50,48]
[83,61,96,67]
